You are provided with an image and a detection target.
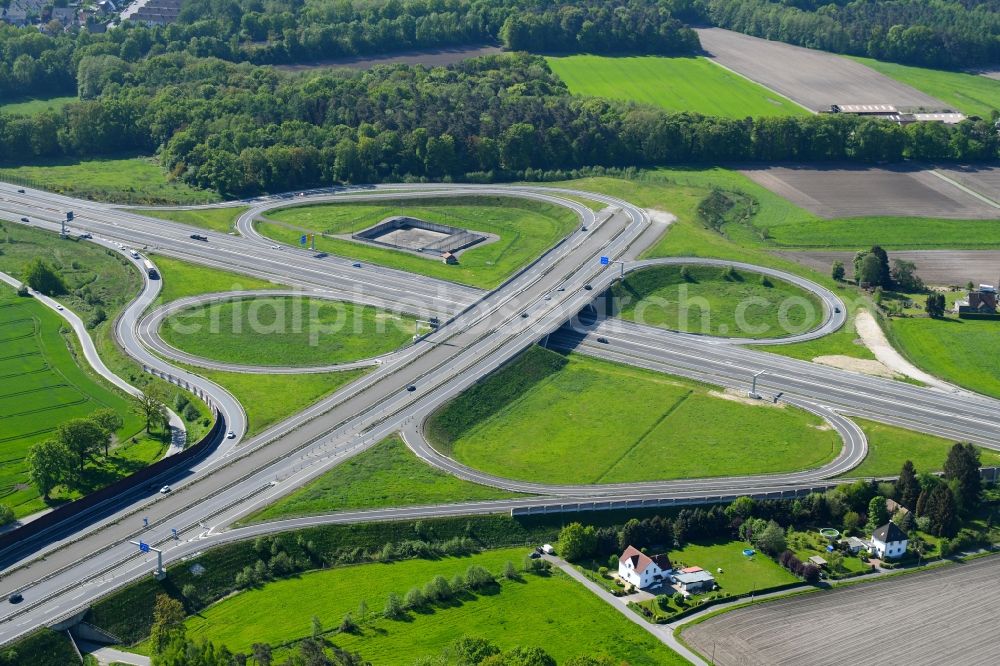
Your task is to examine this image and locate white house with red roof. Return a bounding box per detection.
[618,545,672,589]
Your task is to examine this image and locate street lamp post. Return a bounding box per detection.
[749,370,766,399]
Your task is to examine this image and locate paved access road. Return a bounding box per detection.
[683,554,1000,665]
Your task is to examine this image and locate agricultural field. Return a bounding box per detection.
[127,207,248,234]
[613,264,823,339]
[0,284,167,517]
[778,249,1000,288]
[160,296,415,367]
[193,367,367,437]
[246,435,521,522]
[682,555,1000,665]
[181,548,683,664]
[845,419,1000,478]
[0,154,218,205]
[0,95,77,116]
[695,27,943,111]
[850,57,1000,118]
[545,55,807,118]
[259,196,579,289]
[427,347,841,485]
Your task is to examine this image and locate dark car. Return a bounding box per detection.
[190,234,208,241]
[521,312,529,318]
[529,551,541,559]
[16,189,24,193]
[352,262,362,268]
[8,593,22,604]
[406,385,417,392]
[584,284,593,291]
[78,233,92,239]
[597,337,609,344]
[20,217,28,223]
[314,252,328,258]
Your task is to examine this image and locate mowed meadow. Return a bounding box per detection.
[546,55,808,118]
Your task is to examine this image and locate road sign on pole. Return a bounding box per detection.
[600,256,610,265]
[139,541,150,553]
[300,235,307,245]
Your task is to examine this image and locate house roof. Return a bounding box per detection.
[679,566,703,574]
[873,522,907,544]
[619,545,670,573]
[675,570,715,584]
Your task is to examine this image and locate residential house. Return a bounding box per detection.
[673,566,716,594]
[956,284,998,318]
[870,522,908,560]
[842,536,869,554]
[618,545,671,589]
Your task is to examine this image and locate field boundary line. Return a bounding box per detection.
[700,57,815,115]
[928,170,1000,210]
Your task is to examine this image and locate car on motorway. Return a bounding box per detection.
[159,485,172,494]
[55,304,64,311]
[584,284,593,291]
[597,337,609,344]
[544,294,551,300]
[16,188,24,193]
[834,306,841,313]
[314,252,328,258]
[352,262,362,268]
[521,312,529,318]
[227,430,236,439]
[129,249,140,259]
[190,234,208,241]
[557,286,565,292]
[406,385,416,392]
[78,233,92,239]
[19,216,28,223]
[581,226,588,232]
[271,244,281,250]
[8,593,22,604]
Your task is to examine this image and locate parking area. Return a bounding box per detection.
[682,555,1000,665]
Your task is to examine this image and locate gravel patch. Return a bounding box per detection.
[742,164,1000,219]
[683,555,1000,666]
[695,27,945,111]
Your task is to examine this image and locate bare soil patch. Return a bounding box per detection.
[709,388,785,408]
[934,165,1000,204]
[695,27,944,111]
[274,45,504,71]
[743,164,1000,219]
[683,555,1000,666]
[812,354,897,379]
[780,249,1000,286]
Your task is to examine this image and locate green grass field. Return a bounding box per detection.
[0,284,168,517]
[150,254,283,304]
[160,296,415,367]
[851,57,1000,118]
[668,539,798,596]
[127,207,248,234]
[888,315,1000,399]
[0,154,218,205]
[259,196,579,288]
[183,548,684,664]
[546,55,807,118]
[0,95,77,116]
[614,264,823,339]
[246,436,521,522]
[193,367,366,437]
[845,418,1000,478]
[427,347,840,485]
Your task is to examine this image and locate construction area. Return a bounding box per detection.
[350,216,494,262]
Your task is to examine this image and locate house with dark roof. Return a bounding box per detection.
[870,522,908,560]
[618,545,672,589]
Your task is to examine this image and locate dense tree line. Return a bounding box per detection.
[700,0,1000,69]
[3,52,1000,196]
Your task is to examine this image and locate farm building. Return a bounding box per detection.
[870,522,908,560]
[673,566,717,594]
[618,545,672,589]
[956,284,998,318]
[827,104,965,125]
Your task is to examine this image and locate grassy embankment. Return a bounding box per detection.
[546,54,808,118]
[160,296,416,367]
[849,57,1000,118]
[245,435,522,522]
[127,207,249,234]
[845,418,1000,478]
[179,547,684,665]
[613,264,823,339]
[0,154,218,205]
[148,256,370,437]
[257,196,579,289]
[427,346,841,485]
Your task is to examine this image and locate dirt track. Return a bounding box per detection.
[683,555,1000,666]
[274,45,503,71]
[780,249,1000,286]
[696,28,945,112]
[742,164,1000,219]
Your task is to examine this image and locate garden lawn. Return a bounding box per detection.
[184,548,684,665]
[127,207,248,234]
[0,95,77,116]
[260,195,578,289]
[614,264,823,339]
[845,419,1000,478]
[0,284,168,517]
[546,55,807,118]
[245,436,521,522]
[668,539,798,596]
[888,315,1000,399]
[850,57,1000,118]
[0,154,218,205]
[427,347,840,485]
[150,254,283,303]
[160,297,415,367]
[193,367,367,437]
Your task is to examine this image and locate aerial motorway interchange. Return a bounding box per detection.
[1,174,1000,664]
[6,0,1000,663]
